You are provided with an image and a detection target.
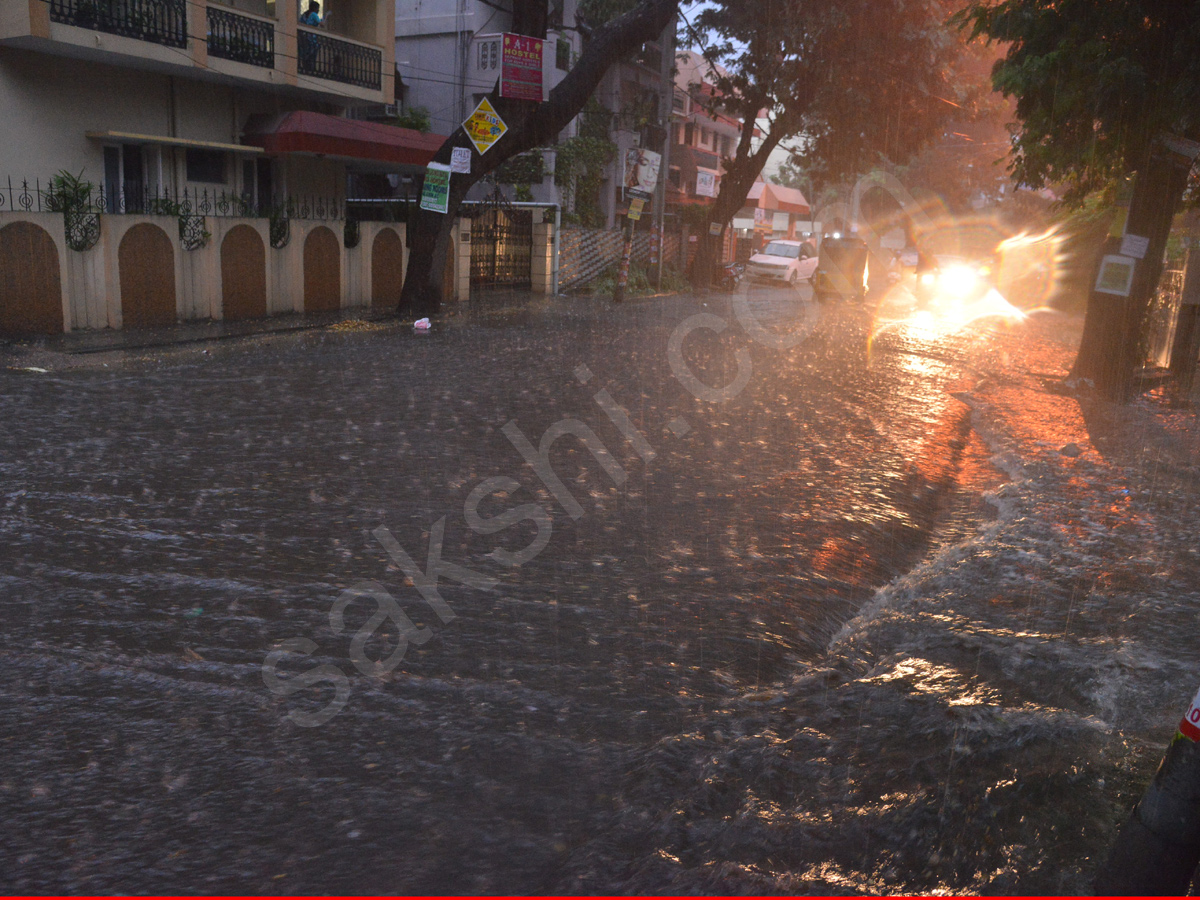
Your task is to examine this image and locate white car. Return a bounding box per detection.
[746,239,819,286]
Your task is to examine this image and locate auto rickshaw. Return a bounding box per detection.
[811,235,869,300]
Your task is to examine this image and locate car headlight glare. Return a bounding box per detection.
[938,266,978,295]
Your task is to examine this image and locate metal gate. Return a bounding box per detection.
[470,206,533,290]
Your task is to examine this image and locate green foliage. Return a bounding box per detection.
[584,262,688,296]
[577,0,641,29]
[392,106,432,133]
[555,98,617,228]
[44,169,96,213]
[692,0,972,205]
[958,1,1200,205]
[496,152,546,186]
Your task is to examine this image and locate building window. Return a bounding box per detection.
[700,126,709,147]
[684,123,694,145]
[186,149,226,184]
[479,40,500,70]
[556,38,570,71]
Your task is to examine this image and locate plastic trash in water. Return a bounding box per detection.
[414,317,432,331]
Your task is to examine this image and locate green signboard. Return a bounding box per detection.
[419,162,452,214]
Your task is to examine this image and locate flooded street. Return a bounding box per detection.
[2,283,1195,893]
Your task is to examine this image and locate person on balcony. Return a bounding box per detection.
[299,0,323,71]
[300,0,324,25]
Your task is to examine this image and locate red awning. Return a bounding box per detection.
[242,111,446,167]
[761,183,810,216]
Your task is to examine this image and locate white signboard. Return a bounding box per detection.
[1095,254,1136,296]
[1119,233,1150,259]
[450,146,472,174]
[695,171,717,198]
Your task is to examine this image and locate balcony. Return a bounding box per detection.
[4,0,389,102]
[48,0,187,48]
[207,6,273,68]
[298,27,381,91]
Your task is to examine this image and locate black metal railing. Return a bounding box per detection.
[49,0,187,48]
[207,7,274,68]
[1,177,344,221]
[298,28,381,90]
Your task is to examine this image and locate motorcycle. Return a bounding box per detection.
[718,261,744,291]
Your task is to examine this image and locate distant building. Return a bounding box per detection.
[664,49,742,218]
[733,181,811,242]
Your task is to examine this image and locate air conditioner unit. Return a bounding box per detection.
[382,104,398,117]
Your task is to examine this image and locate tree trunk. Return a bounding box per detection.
[398,0,679,315]
[689,130,785,289]
[1070,144,1192,399]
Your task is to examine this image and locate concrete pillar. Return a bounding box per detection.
[532,210,555,294]
[453,218,471,302]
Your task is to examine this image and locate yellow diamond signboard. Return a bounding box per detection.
[463,98,508,155]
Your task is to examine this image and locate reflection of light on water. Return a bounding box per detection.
[870,285,1027,355]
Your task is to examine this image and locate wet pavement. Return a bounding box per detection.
[3,281,1199,893]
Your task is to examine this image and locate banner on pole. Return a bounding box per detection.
[500,33,544,101]
[450,147,472,174]
[1095,254,1136,296]
[623,148,661,200]
[463,98,508,155]
[419,162,451,214]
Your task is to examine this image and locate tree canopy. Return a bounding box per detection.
[684,0,971,284]
[959,0,1200,203]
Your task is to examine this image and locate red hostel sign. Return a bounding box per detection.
[500,33,543,101]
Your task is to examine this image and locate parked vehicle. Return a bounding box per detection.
[718,261,745,291]
[812,236,869,300]
[746,239,818,287]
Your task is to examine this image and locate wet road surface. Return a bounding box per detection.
[1,284,1013,892]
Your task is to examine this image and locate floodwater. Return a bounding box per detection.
[1,283,1192,893]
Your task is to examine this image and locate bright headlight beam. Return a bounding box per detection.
[940,265,978,296]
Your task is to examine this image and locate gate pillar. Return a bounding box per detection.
[532,211,555,295]
[452,218,471,302]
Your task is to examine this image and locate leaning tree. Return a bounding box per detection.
[687,0,969,288]
[398,0,678,315]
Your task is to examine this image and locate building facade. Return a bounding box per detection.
[663,49,740,217]
[1,0,398,200]
[0,0,479,336]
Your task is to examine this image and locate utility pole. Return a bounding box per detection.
[653,13,675,289]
